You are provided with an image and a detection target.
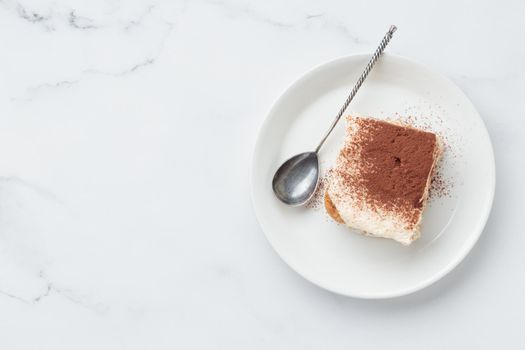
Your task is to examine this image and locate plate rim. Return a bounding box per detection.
[251,53,496,299]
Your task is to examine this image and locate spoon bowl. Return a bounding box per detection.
[272,152,320,206]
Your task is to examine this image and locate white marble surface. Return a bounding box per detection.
[0,0,523,348]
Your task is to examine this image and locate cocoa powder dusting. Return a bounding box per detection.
[334,117,439,228]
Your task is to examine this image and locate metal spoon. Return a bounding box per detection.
[272,25,397,206]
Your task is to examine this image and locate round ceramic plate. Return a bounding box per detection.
[251,53,495,298]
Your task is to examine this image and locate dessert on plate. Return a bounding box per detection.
[325,116,442,245]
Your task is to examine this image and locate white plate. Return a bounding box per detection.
[251,54,495,299]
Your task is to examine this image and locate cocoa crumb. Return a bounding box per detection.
[305,175,326,210]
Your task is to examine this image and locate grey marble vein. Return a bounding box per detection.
[1,2,170,33]
[0,289,31,304]
[68,10,97,30]
[0,1,55,30]
[0,270,108,313]
[12,79,79,102]
[32,282,52,303]
[17,4,48,23]
[331,22,362,44]
[202,0,363,45]
[85,58,156,77]
[124,4,156,31]
[204,0,294,29]
[306,13,325,20]
[82,21,173,76]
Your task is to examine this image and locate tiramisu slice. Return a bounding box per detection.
[325,116,442,245]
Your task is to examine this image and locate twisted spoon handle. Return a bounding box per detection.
[315,25,397,154]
